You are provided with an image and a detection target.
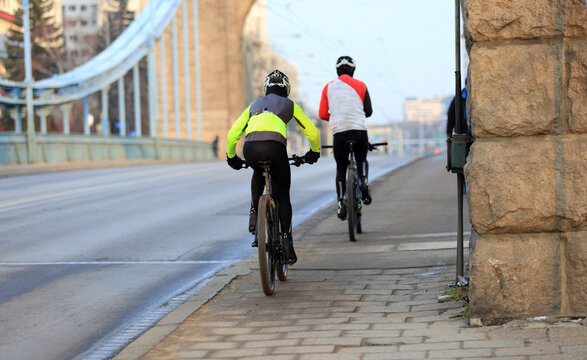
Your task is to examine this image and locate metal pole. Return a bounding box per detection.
[182,0,191,140]
[118,78,126,136]
[23,0,35,163]
[172,17,180,139]
[102,86,109,135]
[83,97,90,135]
[161,33,168,138]
[133,64,141,137]
[455,0,464,281]
[193,0,202,141]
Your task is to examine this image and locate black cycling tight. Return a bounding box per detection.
[333,130,369,200]
[243,141,292,234]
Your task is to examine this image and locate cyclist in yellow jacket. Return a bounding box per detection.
[226,70,320,264]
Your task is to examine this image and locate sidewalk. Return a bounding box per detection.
[115,156,587,360]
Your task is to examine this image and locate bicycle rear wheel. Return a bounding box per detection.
[347,162,358,242]
[257,195,276,295]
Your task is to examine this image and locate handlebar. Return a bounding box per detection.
[368,141,388,151]
[288,154,306,167]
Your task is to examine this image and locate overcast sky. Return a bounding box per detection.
[266,0,466,124]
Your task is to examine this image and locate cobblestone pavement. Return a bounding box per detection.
[115,156,587,359]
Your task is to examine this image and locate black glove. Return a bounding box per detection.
[227,155,244,170]
[304,150,320,164]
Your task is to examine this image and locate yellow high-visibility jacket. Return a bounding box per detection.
[226,93,320,158]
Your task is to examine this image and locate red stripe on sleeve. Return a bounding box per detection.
[318,83,330,121]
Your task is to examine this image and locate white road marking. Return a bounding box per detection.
[0,260,234,266]
[382,231,471,240]
[397,241,470,251]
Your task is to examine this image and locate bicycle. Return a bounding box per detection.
[322,141,388,242]
[254,154,306,296]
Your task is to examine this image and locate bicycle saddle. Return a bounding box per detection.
[257,160,273,167]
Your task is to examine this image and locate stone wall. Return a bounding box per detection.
[464,0,587,321]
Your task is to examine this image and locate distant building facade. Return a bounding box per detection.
[404,96,444,124]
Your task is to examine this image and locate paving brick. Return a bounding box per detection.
[363,352,427,359]
[300,337,362,346]
[547,325,587,338]
[296,317,350,325]
[333,301,388,307]
[427,348,493,358]
[494,343,562,356]
[298,354,358,360]
[463,339,527,348]
[256,325,311,333]
[349,315,408,324]
[372,323,430,330]
[362,295,413,302]
[283,330,341,339]
[191,341,239,350]
[242,339,300,348]
[362,336,424,346]
[211,347,269,358]
[240,356,294,360]
[487,328,548,340]
[207,327,254,335]
[336,345,399,354]
[227,333,281,342]
[356,305,409,313]
[272,345,335,354]
[141,349,209,359]
[399,341,461,352]
[342,330,402,338]
[313,323,370,331]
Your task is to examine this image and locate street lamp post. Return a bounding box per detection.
[23,0,36,163]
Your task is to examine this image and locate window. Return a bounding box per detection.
[81,5,87,11]
[71,50,78,57]
[68,5,76,11]
[69,35,78,42]
[80,20,87,26]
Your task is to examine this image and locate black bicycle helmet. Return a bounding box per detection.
[264,69,291,97]
[336,56,355,76]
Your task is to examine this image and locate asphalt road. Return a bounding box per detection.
[0,153,411,360]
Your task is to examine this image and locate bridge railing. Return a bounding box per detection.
[0,0,209,165]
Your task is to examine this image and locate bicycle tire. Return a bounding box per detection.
[347,161,358,242]
[257,195,276,295]
[276,257,288,281]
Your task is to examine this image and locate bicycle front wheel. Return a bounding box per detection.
[347,163,358,242]
[257,195,276,295]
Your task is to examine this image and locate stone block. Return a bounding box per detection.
[566,41,587,133]
[565,0,587,38]
[563,232,587,314]
[465,138,556,234]
[469,43,557,137]
[463,0,559,41]
[469,233,559,321]
[562,136,587,230]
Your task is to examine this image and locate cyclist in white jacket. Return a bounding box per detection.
[319,56,373,220]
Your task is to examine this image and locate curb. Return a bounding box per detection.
[112,257,256,360]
